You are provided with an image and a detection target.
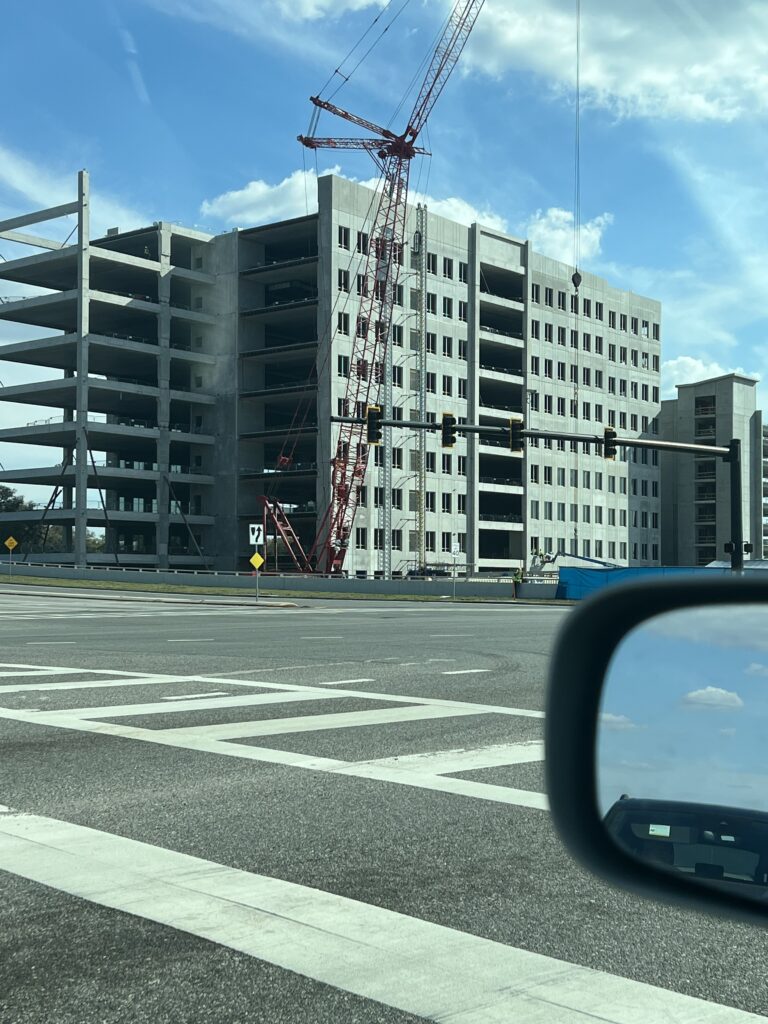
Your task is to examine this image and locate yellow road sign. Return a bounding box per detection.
[249,551,264,570]
[4,537,18,551]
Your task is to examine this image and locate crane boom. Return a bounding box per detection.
[406,0,485,139]
[291,0,485,574]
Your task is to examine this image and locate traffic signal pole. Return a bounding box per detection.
[349,413,747,575]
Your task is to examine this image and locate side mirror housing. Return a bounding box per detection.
[546,576,768,926]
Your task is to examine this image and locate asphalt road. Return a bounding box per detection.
[0,589,766,1023]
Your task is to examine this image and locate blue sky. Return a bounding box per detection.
[598,604,768,814]
[1,0,768,490]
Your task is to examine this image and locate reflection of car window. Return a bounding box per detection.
[608,806,768,887]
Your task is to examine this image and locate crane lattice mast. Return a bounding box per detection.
[298,0,485,575]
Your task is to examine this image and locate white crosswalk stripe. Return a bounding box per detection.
[0,809,759,1023]
[0,661,546,809]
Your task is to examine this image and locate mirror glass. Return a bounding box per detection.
[597,603,768,903]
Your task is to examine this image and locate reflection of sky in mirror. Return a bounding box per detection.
[597,605,768,816]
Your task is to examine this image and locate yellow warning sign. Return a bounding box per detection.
[249,551,264,570]
[4,537,18,551]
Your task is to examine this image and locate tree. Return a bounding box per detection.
[0,485,65,552]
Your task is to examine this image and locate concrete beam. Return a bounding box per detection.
[0,230,67,250]
[0,202,78,234]
[91,247,158,272]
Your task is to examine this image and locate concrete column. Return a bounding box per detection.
[466,224,480,573]
[74,170,90,567]
[156,224,171,566]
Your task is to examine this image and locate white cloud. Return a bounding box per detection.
[683,686,744,710]
[600,712,638,731]
[200,168,324,226]
[523,207,612,265]
[409,190,506,233]
[746,663,768,677]
[661,355,758,399]
[200,167,508,231]
[0,143,149,241]
[647,606,768,654]
[465,0,768,122]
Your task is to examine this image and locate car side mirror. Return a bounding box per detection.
[545,576,768,925]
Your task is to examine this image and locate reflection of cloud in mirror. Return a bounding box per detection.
[598,603,768,815]
[600,712,639,730]
[645,605,768,652]
[683,686,744,710]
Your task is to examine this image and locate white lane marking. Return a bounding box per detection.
[203,662,360,675]
[0,669,543,721]
[0,674,235,695]
[0,706,543,809]
[0,662,176,678]
[47,689,351,720]
[299,636,344,640]
[349,741,545,776]
[429,634,474,638]
[0,811,757,1024]
[25,641,77,645]
[0,666,97,677]
[166,638,216,643]
[330,763,550,810]
[161,692,229,701]
[0,709,349,770]
[442,669,490,676]
[163,703,484,741]
[311,678,375,687]
[187,675,546,720]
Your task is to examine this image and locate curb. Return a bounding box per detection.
[4,584,298,609]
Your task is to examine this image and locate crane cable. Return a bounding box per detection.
[571,0,582,555]
[315,0,413,104]
[573,0,582,280]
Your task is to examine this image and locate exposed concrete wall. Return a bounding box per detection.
[660,374,761,565]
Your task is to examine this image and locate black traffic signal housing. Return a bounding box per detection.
[366,405,383,445]
[604,426,617,460]
[509,418,524,452]
[441,412,457,448]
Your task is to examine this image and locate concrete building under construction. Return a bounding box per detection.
[0,172,662,574]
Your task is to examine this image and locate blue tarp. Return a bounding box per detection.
[557,566,731,600]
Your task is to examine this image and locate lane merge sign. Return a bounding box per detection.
[4,537,17,551]
[249,523,264,546]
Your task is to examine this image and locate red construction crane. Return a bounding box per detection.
[263,0,485,575]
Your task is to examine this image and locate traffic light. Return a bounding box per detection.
[509,418,524,452]
[441,412,457,448]
[603,426,617,460]
[366,405,383,445]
